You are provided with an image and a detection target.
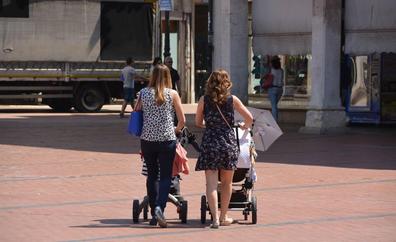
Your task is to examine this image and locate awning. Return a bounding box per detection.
[344,0,396,55]
[252,0,312,55]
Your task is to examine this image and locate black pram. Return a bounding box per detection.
[200,125,258,224]
[132,127,200,224]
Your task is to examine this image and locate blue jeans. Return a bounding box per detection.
[268,87,283,121]
[141,139,176,214]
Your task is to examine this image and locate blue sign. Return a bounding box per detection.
[159,0,173,11]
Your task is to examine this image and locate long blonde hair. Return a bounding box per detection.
[205,69,232,105]
[149,64,173,105]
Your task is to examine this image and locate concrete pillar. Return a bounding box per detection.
[300,0,346,134]
[212,0,248,103]
[181,0,194,103]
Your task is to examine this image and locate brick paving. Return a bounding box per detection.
[0,104,396,242]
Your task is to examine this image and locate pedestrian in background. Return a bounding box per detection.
[139,64,185,228]
[195,69,253,229]
[119,57,148,118]
[164,56,181,95]
[136,57,162,97]
[268,56,284,122]
[150,57,162,73]
[164,56,181,126]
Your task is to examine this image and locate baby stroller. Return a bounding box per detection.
[200,125,258,224]
[132,127,200,224]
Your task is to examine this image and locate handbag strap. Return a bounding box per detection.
[134,93,142,111]
[215,103,240,151]
[215,104,232,130]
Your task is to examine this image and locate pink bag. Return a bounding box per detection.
[262,73,274,89]
[172,143,190,176]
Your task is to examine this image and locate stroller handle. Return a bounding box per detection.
[232,119,255,129]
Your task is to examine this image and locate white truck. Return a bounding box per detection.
[0,0,160,112]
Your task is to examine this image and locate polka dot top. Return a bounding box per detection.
[139,87,176,142]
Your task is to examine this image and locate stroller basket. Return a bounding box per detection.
[232,168,249,183]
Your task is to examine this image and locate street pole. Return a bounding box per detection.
[207,0,213,74]
[164,11,170,58]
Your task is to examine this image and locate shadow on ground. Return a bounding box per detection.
[0,111,206,155]
[0,113,141,154]
[257,125,396,170]
[71,218,207,229]
[1,110,395,170]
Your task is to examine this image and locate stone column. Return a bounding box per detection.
[300,0,346,134]
[212,0,248,103]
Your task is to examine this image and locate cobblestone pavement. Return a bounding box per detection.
[1,105,396,242]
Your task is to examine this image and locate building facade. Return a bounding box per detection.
[1,0,395,127]
[211,0,396,131]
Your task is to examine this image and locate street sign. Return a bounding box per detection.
[159,0,173,11]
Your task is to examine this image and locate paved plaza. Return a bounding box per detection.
[0,104,395,242]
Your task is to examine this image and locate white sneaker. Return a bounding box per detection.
[155,206,167,228]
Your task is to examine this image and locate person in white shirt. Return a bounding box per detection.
[268,56,284,121]
[119,57,148,118]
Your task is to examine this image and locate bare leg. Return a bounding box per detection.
[205,170,219,225]
[219,169,234,223]
[120,100,128,118]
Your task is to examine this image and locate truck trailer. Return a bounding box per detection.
[0,0,160,112]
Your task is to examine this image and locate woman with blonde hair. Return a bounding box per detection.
[195,69,253,228]
[139,64,185,228]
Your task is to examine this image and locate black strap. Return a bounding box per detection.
[215,104,232,129]
[134,93,142,111]
[215,104,240,151]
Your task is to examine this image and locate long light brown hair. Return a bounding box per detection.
[149,64,172,105]
[205,69,232,105]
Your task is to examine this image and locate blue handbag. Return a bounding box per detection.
[128,94,143,136]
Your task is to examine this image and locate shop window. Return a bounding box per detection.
[249,54,270,94]
[249,54,310,97]
[283,55,308,97]
[0,0,29,18]
[381,53,396,121]
[349,56,369,108]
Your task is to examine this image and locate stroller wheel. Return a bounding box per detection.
[132,199,140,224]
[143,203,149,220]
[180,200,188,223]
[244,209,249,220]
[251,196,257,224]
[200,195,207,224]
